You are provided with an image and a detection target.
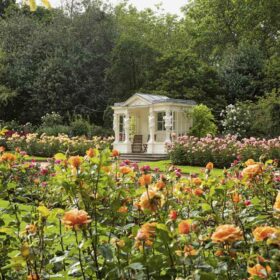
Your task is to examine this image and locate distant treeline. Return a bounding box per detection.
[0,0,279,128]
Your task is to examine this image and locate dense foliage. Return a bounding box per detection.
[188,104,217,138]
[169,135,280,168]
[0,148,279,279]
[0,0,279,130]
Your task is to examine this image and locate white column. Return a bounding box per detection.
[164,109,172,144]
[147,108,155,153]
[113,113,119,143]
[124,110,131,144]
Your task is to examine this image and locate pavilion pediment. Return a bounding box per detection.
[123,95,151,107]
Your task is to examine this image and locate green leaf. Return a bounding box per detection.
[129,263,144,270]
[251,197,261,206]
[38,205,50,217]
[50,254,68,264]
[156,223,169,232]
[99,244,113,261]
[0,227,16,237]
[201,203,212,212]
[54,153,67,161]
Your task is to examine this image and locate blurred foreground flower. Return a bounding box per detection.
[247,264,271,279]
[62,209,91,229]
[211,225,243,243]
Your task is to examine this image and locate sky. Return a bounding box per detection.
[48,0,188,15]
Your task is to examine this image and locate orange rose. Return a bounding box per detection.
[155,180,165,190]
[111,149,119,157]
[242,164,262,177]
[117,206,128,213]
[178,220,191,234]
[0,146,5,152]
[139,190,161,212]
[86,148,95,158]
[135,222,157,248]
[247,264,271,279]
[193,188,204,196]
[211,225,243,243]
[273,192,280,211]
[27,274,40,280]
[1,152,16,162]
[133,201,141,210]
[252,226,278,241]
[25,224,37,235]
[139,174,152,186]
[183,245,197,256]
[206,162,214,170]
[62,209,91,229]
[192,177,202,186]
[215,250,224,257]
[102,166,111,173]
[33,178,40,185]
[232,192,242,203]
[245,159,255,166]
[116,239,125,248]
[120,166,132,175]
[69,156,82,169]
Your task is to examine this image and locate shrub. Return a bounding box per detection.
[188,104,217,137]
[220,103,252,138]
[92,125,113,137]
[168,135,280,168]
[36,125,71,136]
[5,133,113,157]
[41,112,63,127]
[69,115,92,136]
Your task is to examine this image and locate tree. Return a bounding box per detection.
[183,0,280,61]
[250,90,280,137]
[188,104,217,138]
[218,43,265,103]
[145,50,226,114]
[0,0,15,17]
[0,2,116,124]
[106,38,159,103]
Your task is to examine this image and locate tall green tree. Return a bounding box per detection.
[145,50,226,113]
[218,43,265,102]
[0,2,116,124]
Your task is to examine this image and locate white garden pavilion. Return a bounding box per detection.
[112,93,196,154]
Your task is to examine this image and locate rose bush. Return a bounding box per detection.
[3,133,113,157]
[0,148,279,279]
[168,134,280,168]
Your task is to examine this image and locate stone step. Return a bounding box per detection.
[120,153,168,162]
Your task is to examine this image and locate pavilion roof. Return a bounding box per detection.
[114,93,196,107]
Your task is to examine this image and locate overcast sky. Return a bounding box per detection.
[48,0,188,15]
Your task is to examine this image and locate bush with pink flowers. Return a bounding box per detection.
[168,135,280,168]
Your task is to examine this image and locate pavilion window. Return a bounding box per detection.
[157,111,176,131]
[157,112,166,131]
[172,111,176,131]
[119,115,125,141]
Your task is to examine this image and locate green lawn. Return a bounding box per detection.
[0,198,74,246]
[139,160,223,176]
[25,155,49,162]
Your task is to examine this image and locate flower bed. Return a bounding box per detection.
[3,133,114,157]
[0,148,279,279]
[168,135,280,168]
